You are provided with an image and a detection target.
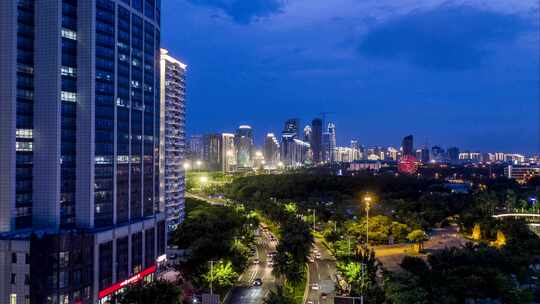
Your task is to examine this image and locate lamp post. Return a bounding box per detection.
[364,194,373,246]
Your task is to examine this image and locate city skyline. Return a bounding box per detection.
[162,0,539,154]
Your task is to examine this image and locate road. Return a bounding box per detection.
[226,228,279,304]
[305,239,337,304]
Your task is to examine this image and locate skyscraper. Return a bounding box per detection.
[328,122,337,162]
[421,147,430,163]
[203,133,236,172]
[311,118,323,163]
[283,118,300,138]
[188,134,204,160]
[203,134,224,171]
[264,133,280,168]
[447,147,460,164]
[0,1,165,303]
[235,125,254,169]
[303,125,312,142]
[401,135,414,156]
[159,49,186,233]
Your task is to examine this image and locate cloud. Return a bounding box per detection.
[358,5,531,70]
[187,0,285,24]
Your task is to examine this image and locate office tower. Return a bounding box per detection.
[401,135,414,156]
[160,49,186,232]
[202,133,235,173]
[283,118,300,138]
[447,147,460,164]
[235,125,254,169]
[421,147,430,163]
[264,133,280,168]
[303,125,312,142]
[351,140,361,161]
[311,118,323,164]
[203,134,223,171]
[431,146,445,162]
[188,134,204,160]
[222,133,236,173]
[325,122,337,162]
[0,1,166,303]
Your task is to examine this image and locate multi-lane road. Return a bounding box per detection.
[305,239,337,304]
[226,228,279,304]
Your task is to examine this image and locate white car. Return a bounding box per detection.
[311,283,319,290]
[315,253,322,260]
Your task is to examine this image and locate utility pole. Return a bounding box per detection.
[210,260,214,295]
[313,209,316,230]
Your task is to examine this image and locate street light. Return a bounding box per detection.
[364,194,373,246]
[183,162,191,170]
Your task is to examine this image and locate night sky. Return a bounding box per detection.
[162,0,539,154]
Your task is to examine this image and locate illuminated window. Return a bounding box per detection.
[61,91,77,103]
[16,142,32,152]
[10,294,16,304]
[16,129,33,139]
[61,28,77,40]
[61,66,76,77]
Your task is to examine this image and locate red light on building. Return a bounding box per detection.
[98,265,157,299]
[398,155,419,174]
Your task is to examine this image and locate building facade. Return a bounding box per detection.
[235,125,254,170]
[0,1,166,303]
[264,133,280,168]
[311,118,323,164]
[401,135,414,156]
[159,49,186,233]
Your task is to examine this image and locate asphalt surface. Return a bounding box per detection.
[305,239,337,304]
[226,229,279,304]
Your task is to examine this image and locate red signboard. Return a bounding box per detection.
[98,265,157,299]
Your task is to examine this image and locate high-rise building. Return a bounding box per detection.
[283,118,300,138]
[235,125,254,169]
[264,133,280,168]
[188,134,204,160]
[0,1,166,303]
[203,134,223,171]
[311,118,323,164]
[159,49,186,233]
[401,135,414,156]
[222,133,236,173]
[431,146,445,162]
[447,147,460,164]
[202,133,236,173]
[323,122,337,162]
[303,125,312,142]
[421,147,430,163]
[351,140,361,161]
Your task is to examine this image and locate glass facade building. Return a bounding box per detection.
[0,1,166,303]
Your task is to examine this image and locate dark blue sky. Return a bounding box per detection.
[162,0,539,154]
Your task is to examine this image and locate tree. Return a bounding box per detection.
[384,274,429,304]
[203,260,238,291]
[117,280,182,304]
[472,223,482,240]
[407,229,428,253]
[264,285,295,304]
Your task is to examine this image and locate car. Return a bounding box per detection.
[306,301,314,304]
[311,283,319,290]
[267,260,274,267]
[320,293,328,299]
[307,256,315,263]
[253,258,260,265]
[252,278,263,286]
[315,253,322,260]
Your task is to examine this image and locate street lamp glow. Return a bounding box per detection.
[183,163,191,170]
[364,194,373,246]
[278,161,284,167]
[196,160,202,166]
[255,151,263,157]
[226,150,234,157]
[199,176,208,183]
